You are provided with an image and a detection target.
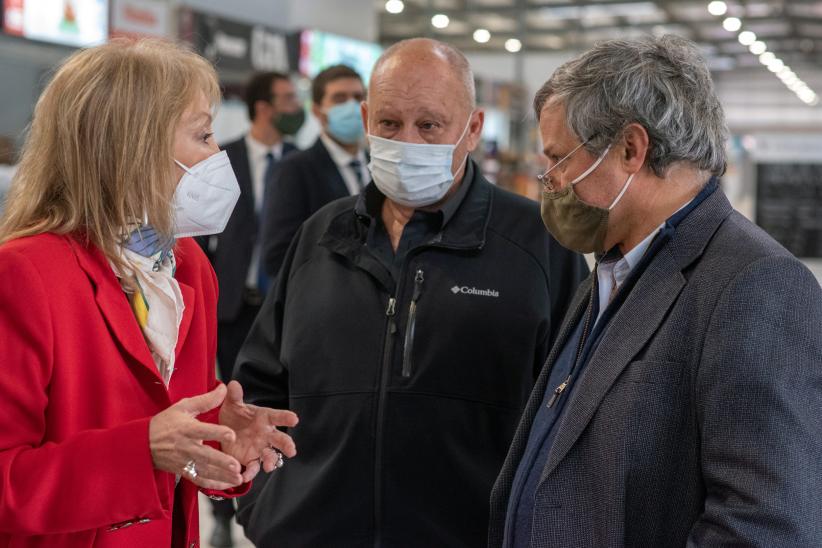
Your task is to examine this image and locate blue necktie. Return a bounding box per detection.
[257,152,277,294]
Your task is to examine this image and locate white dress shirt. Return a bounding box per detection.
[245,134,284,288]
[595,224,663,325]
[319,132,369,196]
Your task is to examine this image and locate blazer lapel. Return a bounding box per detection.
[540,247,685,481]
[228,139,255,214]
[314,138,351,198]
[67,237,162,381]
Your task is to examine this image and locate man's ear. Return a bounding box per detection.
[620,123,650,173]
[465,109,485,152]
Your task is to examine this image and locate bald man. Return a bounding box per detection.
[233,38,588,547]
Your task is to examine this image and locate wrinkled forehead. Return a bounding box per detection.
[369,55,471,111]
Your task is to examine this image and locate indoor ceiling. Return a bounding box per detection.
[377,0,822,71]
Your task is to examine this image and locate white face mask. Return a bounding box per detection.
[172,150,241,238]
[367,115,472,208]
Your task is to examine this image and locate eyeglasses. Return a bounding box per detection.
[537,137,593,191]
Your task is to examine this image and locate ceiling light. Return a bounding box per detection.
[431,14,450,29]
[738,31,756,46]
[759,51,775,65]
[767,59,784,72]
[505,38,522,53]
[385,0,404,14]
[748,41,766,55]
[707,1,727,16]
[473,28,491,43]
[722,17,741,32]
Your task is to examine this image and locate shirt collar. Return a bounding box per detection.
[320,131,365,167]
[245,134,283,160]
[621,224,661,270]
[439,159,474,227]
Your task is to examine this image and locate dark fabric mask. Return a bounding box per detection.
[273,109,306,136]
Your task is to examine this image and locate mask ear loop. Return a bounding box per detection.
[451,111,475,177]
[174,159,193,174]
[455,112,474,146]
[607,172,636,211]
[569,144,611,187]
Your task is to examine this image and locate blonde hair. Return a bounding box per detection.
[0,38,220,264]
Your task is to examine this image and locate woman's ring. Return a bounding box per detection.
[183,460,198,479]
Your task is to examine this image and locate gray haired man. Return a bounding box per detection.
[489,35,822,547]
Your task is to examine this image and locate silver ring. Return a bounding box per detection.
[183,460,198,479]
[275,450,285,469]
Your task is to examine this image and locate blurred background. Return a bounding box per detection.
[0,0,819,268]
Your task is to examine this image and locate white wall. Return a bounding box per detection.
[466,51,573,102]
[287,0,377,42]
[715,70,822,132]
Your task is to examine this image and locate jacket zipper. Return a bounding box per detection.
[401,269,425,378]
[373,295,397,547]
[547,274,596,408]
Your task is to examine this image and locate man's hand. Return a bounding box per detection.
[219,380,299,482]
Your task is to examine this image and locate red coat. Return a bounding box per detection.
[0,233,245,547]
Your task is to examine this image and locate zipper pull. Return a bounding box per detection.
[547,375,571,408]
[412,269,424,301]
[386,297,396,317]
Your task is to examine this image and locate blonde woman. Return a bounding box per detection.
[0,39,297,546]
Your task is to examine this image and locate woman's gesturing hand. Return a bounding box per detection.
[149,384,244,490]
[219,380,299,482]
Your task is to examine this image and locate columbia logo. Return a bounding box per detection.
[450,285,500,298]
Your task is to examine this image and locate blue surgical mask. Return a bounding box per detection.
[325,100,364,144]
[367,115,472,208]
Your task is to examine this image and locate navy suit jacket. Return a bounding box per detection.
[261,138,352,278]
[206,137,297,322]
[489,187,822,547]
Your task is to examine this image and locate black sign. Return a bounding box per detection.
[756,163,822,258]
[178,8,297,74]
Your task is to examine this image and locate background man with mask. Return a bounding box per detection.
[262,64,368,279]
[489,35,822,548]
[200,70,303,548]
[233,38,588,547]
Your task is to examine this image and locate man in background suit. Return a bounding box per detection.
[203,71,302,548]
[489,35,822,548]
[262,64,367,278]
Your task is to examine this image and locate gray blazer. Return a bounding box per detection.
[489,188,822,547]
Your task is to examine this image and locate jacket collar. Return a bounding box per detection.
[325,158,493,253]
[66,235,195,383]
